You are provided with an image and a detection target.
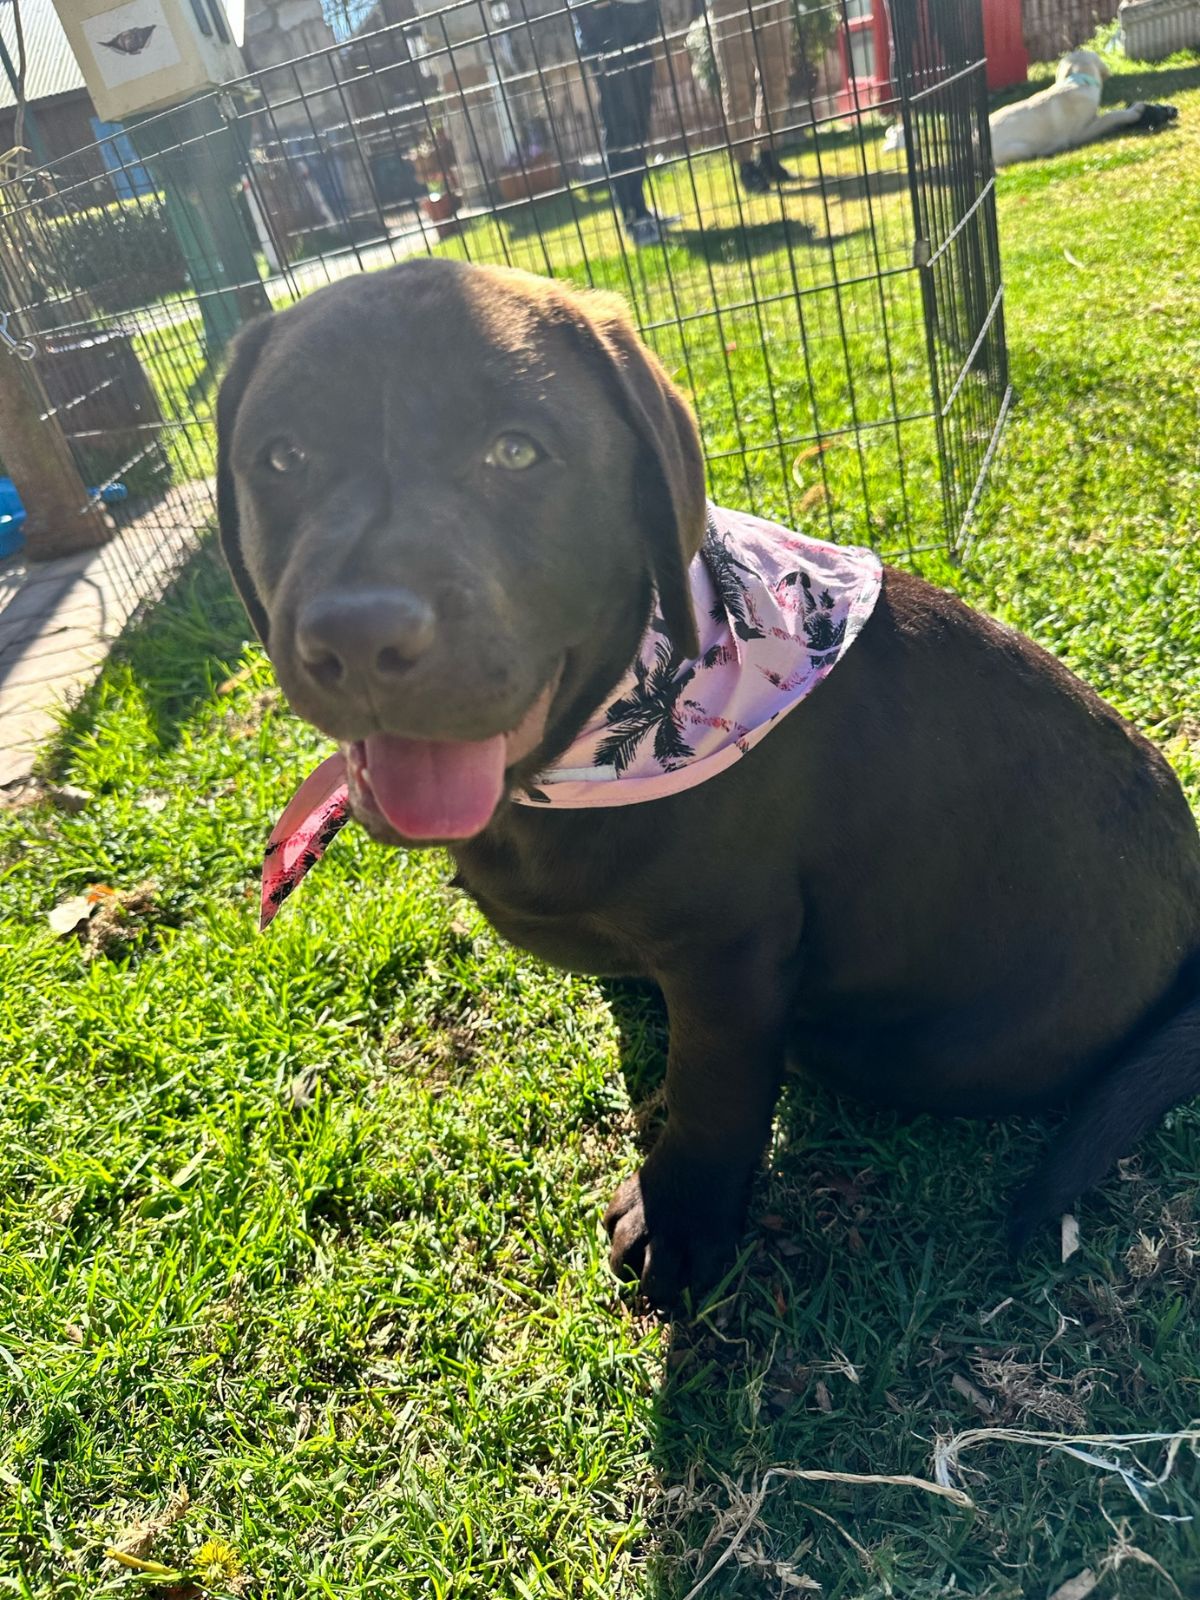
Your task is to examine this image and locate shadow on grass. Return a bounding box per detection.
[1106,60,1200,100]
[784,166,913,204]
[499,183,615,243]
[186,351,220,411]
[673,215,838,264]
[44,537,252,779]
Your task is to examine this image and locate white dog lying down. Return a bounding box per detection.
[989,49,1145,166]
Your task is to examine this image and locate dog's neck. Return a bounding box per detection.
[1063,69,1102,89]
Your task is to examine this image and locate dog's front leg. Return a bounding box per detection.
[1070,104,1145,147]
[604,941,790,1311]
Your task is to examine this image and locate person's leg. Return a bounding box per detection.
[579,1,653,231]
[748,0,794,175]
[607,2,661,227]
[576,0,622,204]
[710,0,757,157]
[710,0,770,193]
[597,55,651,222]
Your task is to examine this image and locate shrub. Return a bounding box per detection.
[50,196,188,313]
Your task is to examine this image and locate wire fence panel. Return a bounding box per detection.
[891,0,1011,546]
[0,0,1010,626]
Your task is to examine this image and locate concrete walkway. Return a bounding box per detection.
[0,482,213,789]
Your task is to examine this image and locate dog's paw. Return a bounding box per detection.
[603,1144,748,1311]
[1007,1167,1071,1258]
[1137,101,1179,130]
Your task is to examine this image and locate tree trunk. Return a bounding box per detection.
[0,352,111,561]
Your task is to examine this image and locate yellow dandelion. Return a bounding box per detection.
[193,1537,242,1586]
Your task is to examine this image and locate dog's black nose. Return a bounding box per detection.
[295,589,437,690]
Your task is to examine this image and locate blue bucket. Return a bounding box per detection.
[0,477,27,559]
[0,478,128,559]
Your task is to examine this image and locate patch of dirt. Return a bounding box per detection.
[224,686,283,739]
[387,1008,493,1093]
[82,881,174,961]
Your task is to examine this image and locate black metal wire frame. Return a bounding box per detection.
[0,0,1010,622]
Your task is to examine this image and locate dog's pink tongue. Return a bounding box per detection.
[363,731,506,840]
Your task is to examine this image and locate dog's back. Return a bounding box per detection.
[990,49,1107,165]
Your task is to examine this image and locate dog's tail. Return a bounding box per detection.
[1011,956,1200,1247]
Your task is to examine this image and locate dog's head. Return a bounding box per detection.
[1057,48,1109,83]
[217,259,706,845]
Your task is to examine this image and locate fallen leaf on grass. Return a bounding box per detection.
[1047,1569,1099,1600]
[47,783,93,814]
[1062,1212,1081,1262]
[217,664,254,694]
[795,441,833,463]
[47,883,117,935]
[952,1372,995,1415]
[979,1295,1013,1326]
[106,1551,180,1574]
[48,894,99,935]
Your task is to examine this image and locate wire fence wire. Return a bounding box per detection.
[0,0,1009,627]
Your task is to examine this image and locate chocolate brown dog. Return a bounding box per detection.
[217,258,1200,1310]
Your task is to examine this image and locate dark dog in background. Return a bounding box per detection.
[217,259,1200,1310]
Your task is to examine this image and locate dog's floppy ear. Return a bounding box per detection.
[564,295,706,659]
[216,314,276,645]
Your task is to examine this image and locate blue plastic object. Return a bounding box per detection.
[0,477,128,559]
[0,477,27,558]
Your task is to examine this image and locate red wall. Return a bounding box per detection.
[835,0,1029,112]
[982,0,1029,90]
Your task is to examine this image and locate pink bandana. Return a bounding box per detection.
[259,505,882,928]
[514,505,881,807]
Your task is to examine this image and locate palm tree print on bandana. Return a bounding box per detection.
[516,505,881,809]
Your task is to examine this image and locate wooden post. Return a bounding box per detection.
[0,352,111,561]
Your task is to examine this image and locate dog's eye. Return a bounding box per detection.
[484,433,544,471]
[265,439,308,475]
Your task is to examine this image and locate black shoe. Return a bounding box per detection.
[757,149,796,183]
[738,158,771,195]
[626,214,664,248]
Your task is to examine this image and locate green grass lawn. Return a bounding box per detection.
[4,56,1200,1600]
